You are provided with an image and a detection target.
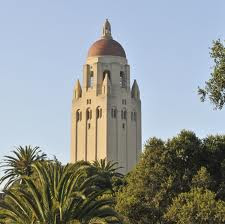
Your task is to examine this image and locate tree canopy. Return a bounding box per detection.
[164,187,225,223]
[1,131,225,223]
[0,146,47,189]
[0,161,122,224]
[116,130,225,224]
[198,39,225,109]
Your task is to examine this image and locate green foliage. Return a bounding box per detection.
[116,130,225,224]
[191,167,212,189]
[91,159,124,194]
[1,131,225,223]
[164,188,225,224]
[198,39,225,109]
[0,161,122,224]
[201,135,225,200]
[0,146,47,189]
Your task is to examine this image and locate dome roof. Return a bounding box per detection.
[87,38,126,58]
[87,19,126,58]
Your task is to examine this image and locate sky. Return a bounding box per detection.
[0,0,225,174]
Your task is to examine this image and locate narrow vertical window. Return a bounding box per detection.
[122,123,125,129]
[121,109,127,120]
[86,109,92,120]
[97,108,99,119]
[120,71,126,88]
[88,71,94,88]
[111,107,117,118]
[76,110,80,121]
[96,107,102,119]
[124,110,127,119]
[113,109,117,118]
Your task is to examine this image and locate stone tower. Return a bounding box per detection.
[71,20,141,173]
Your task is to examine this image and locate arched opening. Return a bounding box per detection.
[111,107,117,118]
[120,71,127,88]
[76,110,80,121]
[76,110,82,122]
[86,108,92,120]
[121,108,127,120]
[96,107,102,119]
[103,70,111,81]
[88,71,94,88]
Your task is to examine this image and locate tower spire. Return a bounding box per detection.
[102,19,112,39]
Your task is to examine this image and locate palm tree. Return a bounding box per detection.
[0,161,122,224]
[0,145,47,189]
[92,159,123,178]
[92,159,124,195]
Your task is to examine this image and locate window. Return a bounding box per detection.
[103,70,111,81]
[87,99,91,104]
[76,110,82,122]
[86,109,92,120]
[121,109,127,120]
[120,71,126,88]
[76,110,79,121]
[88,71,94,88]
[122,123,125,129]
[96,107,102,119]
[131,111,137,122]
[122,99,126,105]
[124,110,127,119]
[97,108,99,118]
[111,107,117,118]
[113,109,116,118]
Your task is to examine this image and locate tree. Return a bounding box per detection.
[198,39,225,109]
[191,166,212,189]
[116,130,225,224]
[0,146,47,189]
[92,159,124,194]
[164,188,225,224]
[0,161,122,224]
[92,159,122,177]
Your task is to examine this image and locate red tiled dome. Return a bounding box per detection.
[87,38,126,58]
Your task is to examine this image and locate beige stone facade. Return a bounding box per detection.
[70,20,141,173]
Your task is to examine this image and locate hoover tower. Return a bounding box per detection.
[71,20,141,173]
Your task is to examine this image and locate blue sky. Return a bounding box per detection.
[0,0,225,169]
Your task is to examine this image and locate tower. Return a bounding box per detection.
[71,20,141,173]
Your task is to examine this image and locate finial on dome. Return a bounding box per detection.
[102,19,112,39]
